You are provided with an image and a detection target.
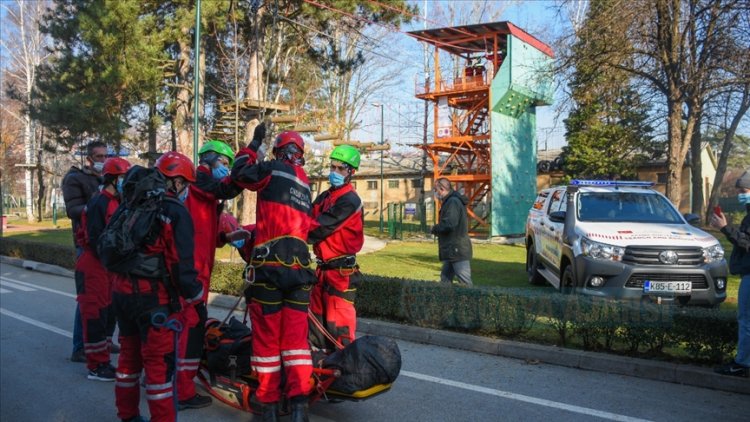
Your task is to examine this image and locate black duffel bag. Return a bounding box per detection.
[205,317,253,376]
[322,335,401,394]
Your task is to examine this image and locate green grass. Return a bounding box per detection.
[3,226,75,246]
[2,225,739,309]
[356,240,543,289]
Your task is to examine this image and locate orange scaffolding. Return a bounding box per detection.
[408,21,552,235]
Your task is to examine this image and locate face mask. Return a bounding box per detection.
[212,165,229,180]
[231,239,245,249]
[92,162,105,173]
[178,187,189,203]
[739,192,750,205]
[116,177,124,195]
[329,171,346,187]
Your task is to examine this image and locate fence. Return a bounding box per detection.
[386,201,436,239]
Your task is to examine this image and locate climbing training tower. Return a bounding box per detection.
[408,21,553,236]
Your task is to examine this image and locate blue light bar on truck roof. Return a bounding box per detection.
[570,180,655,187]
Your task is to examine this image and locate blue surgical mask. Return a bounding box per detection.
[212,165,229,180]
[231,239,245,249]
[739,192,750,205]
[329,172,346,187]
[178,187,189,203]
[116,177,124,195]
[92,162,105,173]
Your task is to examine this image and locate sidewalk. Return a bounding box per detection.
[3,255,748,395]
[360,235,387,254]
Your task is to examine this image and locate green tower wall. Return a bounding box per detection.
[489,34,553,236]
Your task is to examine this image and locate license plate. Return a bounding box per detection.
[643,280,692,294]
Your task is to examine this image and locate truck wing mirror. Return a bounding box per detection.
[549,211,566,223]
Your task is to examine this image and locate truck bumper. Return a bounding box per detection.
[573,256,728,306]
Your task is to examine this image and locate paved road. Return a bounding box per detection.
[1,264,746,422]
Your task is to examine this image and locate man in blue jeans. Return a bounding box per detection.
[711,170,750,377]
[61,141,108,362]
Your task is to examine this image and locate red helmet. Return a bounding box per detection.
[274,131,304,151]
[219,212,240,235]
[155,151,196,182]
[102,157,131,177]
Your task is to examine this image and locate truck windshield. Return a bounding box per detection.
[577,192,684,223]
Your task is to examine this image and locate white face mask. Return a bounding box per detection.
[92,162,105,173]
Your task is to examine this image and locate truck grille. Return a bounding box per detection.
[623,246,704,265]
[625,274,709,289]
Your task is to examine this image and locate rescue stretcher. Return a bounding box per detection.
[196,309,396,415]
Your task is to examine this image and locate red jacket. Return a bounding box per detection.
[230,147,315,289]
[308,184,364,262]
[78,189,120,255]
[184,165,242,298]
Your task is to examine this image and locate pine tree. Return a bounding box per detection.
[561,0,654,180]
[32,0,165,149]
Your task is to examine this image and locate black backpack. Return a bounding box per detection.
[97,165,168,276]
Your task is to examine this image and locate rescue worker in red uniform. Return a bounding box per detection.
[75,157,131,381]
[308,145,364,350]
[176,140,244,410]
[230,124,316,422]
[113,152,204,422]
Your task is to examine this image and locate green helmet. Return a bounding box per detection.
[199,140,235,166]
[329,145,360,170]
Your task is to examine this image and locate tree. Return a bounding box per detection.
[1,0,51,221]
[33,0,166,152]
[557,0,747,208]
[561,0,654,180]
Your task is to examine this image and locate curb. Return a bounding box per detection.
[1,255,75,278]
[5,257,748,395]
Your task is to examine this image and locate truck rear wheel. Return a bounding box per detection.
[526,242,546,285]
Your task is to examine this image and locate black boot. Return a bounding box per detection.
[252,402,279,422]
[290,395,309,422]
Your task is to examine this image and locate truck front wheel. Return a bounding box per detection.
[561,265,578,294]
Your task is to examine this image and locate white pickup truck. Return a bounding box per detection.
[525,180,728,306]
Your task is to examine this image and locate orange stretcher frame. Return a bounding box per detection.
[196,312,394,415]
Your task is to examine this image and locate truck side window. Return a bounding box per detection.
[547,190,564,214]
[532,191,549,210]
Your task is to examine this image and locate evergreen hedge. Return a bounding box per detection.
[1,237,76,269]
[209,262,737,364]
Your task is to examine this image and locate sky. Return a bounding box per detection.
[0,0,573,156]
[348,0,572,155]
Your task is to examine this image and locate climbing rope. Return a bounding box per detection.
[150,311,184,421]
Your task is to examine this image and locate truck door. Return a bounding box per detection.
[539,188,566,272]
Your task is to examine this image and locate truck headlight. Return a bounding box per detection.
[702,243,725,263]
[581,238,625,262]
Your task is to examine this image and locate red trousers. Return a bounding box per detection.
[309,268,359,349]
[247,282,313,404]
[75,251,115,370]
[112,278,180,422]
[175,302,207,400]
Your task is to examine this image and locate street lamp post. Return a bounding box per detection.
[372,103,384,232]
[192,0,202,163]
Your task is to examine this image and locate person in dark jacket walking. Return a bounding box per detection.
[231,124,316,422]
[62,140,108,363]
[710,170,750,377]
[431,178,473,286]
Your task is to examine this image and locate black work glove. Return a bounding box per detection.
[248,123,266,152]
